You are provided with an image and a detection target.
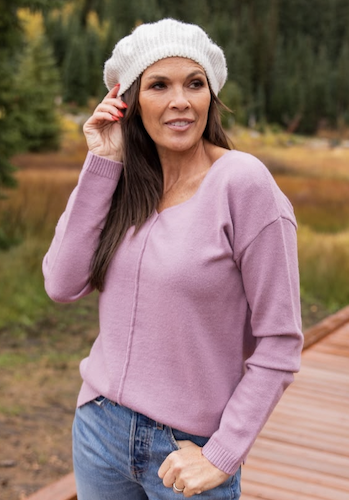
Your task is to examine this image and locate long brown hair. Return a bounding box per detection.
[89,76,232,291]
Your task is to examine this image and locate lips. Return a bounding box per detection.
[164,119,195,133]
[165,119,194,127]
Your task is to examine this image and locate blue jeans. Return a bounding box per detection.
[72,397,241,499]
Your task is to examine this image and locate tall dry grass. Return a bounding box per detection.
[0,169,79,327]
[234,127,349,180]
[1,127,349,328]
[274,175,349,233]
[0,169,79,243]
[298,225,349,310]
[235,128,349,318]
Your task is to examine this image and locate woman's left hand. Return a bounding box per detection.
[158,440,230,497]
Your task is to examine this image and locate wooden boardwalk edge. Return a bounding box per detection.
[302,304,349,349]
[25,305,349,500]
[25,472,76,500]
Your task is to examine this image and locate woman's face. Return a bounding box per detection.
[138,57,211,156]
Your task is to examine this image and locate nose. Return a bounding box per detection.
[169,87,191,110]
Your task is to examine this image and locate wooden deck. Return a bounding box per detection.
[241,313,349,499]
[26,308,349,500]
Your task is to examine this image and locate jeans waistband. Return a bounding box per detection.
[94,395,165,430]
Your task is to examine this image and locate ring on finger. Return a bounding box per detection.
[173,482,184,493]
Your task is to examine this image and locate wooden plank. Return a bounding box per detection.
[245,457,349,492]
[242,480,328,500]
[290,373,346,387]
[302,351,349,372]
[263,420,349,449]
[24,472,76,500]
[314,344,349,357]
[273,392,349,416]
[248,438,349,478]
[283,385,349,405]
[266,409,349,436]
[259,428,349,456]
[298,362,349,379]
[241,321,349,500]
[303,304,349,349]
[242,468,349,500]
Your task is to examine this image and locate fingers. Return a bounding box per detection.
[107,83,121,98]
[158,451,188,495]
[91,84,128,123]
[158,443,229,498]
[172,481,185,495]
[158,453,171,479]
[94,103,124,122]
[105,84,128,110]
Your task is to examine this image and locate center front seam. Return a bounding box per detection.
[117,214,159,404]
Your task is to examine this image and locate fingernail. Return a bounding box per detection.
[112,116,119,121]
[116,110,124,118]
[114,83,120,88]
[121,102,128,108]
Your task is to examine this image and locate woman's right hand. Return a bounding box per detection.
[83,84,127,162]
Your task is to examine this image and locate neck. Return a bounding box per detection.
[158,140,213,192]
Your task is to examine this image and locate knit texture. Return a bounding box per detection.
[43,151,303,475]
[104,18,227,95]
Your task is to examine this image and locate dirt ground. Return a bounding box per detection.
[0,295,99,500]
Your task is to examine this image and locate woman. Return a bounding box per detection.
[43,19,303,499]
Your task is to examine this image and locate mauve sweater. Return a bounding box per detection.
[43,150,303,475]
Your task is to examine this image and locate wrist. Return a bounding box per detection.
[89,151,123,163]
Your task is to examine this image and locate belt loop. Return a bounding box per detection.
[156,422,164,430]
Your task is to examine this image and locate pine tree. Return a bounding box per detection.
[14,30,61,151]
[336,40,349,126]
[219,80,245,127]
[44,10,69,68]
[0,2,23,196]
[0,0,67,196]
[310,45,335,130]
[63,20,89,106]
[269,37,286,124]
[85,20,103,98]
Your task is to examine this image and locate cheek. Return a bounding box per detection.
[198,105,210,127]
[197,96,211,121]
[141,115,160,139]
[140,103,162,130]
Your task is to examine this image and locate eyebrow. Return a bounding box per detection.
[144,70,207,82]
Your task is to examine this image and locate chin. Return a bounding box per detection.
[161,139,201,154]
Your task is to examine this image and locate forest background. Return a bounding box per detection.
[1,0,349,328]
[1,1,349,498]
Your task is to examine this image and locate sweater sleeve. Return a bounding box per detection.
[42,152,123,303]
[202,158,303,475]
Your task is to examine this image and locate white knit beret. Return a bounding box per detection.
[103,18,227,96]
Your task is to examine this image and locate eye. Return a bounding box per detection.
[150,81,167,90]
[189,79,205,89]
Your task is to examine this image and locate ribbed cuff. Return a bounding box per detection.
[83,151,123,180]
[202,438,242,476]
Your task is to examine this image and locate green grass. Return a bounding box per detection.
[0,237,53,328]
[0,403,26,416]
[0,352,30,368]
